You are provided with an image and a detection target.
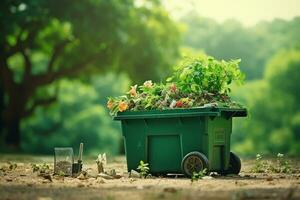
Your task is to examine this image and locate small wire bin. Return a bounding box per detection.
[54,147,74,176]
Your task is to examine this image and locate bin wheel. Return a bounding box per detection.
[225,152,241,175]
[181,151,209,177]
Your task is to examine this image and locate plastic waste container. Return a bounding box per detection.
[114,107,247,176]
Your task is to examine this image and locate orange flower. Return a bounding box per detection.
[107,99,114,110]
[175,101,183,108]
[118,101,128,112]
[143,80,153,88]
[129,85,137,97]
[170,83,177,93]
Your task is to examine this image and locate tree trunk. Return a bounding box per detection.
[2,89,27,150]
[0,83,4,138]
[4,115,21,149]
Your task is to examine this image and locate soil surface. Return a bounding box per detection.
[0,154,300,200]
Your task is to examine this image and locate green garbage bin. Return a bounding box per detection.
[114,107,247,176]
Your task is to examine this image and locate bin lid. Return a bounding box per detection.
[113,107,247,120]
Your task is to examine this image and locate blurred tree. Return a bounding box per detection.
[180,14,300,80]
[231,49,300,155]
[22,75,130,155]
[0,0,179,149]
[180,14,261,79]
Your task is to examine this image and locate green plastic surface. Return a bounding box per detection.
[114,107,247,174]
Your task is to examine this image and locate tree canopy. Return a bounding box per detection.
[0,0,180,148]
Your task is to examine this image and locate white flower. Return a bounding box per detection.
[143,80,153,88]
[277,153,284,158]
[256,154,262,160]
[169,100,177,108]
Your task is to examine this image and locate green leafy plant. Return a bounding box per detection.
[8,162,17,170]
[0,162,17,172]
[31,163,50,174]
[191,168,208,182]
[31,164,40,173]
[137,160,150,178]
[250,154,268,173]
[270,153,292,173]
[57,170,65,177]
[107,56,245,116]
[251,153,293,174]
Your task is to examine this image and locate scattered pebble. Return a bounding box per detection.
[129,178,137,183]
[202,176,213,180]
[39,173,52,182]
[113,174,123,179]
[77,183,85,187]
[163,187,177,193]
[88,178,95,182]
[42,180,51,184]
[109,169,116,176]
[86,171,98,178]
[6,177,13,182]
[37,197,53,200]
[96,177,106,184]
[129,170,140,178]
[226,174,240,178]
[77,173,87,180]
[136,185,144,190]
[98,173,114,180]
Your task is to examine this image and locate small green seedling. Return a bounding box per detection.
[250,154,267,173]
[8,162,17,170]
[271,153,292,173]
[191,168,207,182]
[58,170,65,177]
[31,164,40,173]
[31,163,50,174]
[137,160,149,178]
[251,153,293,174]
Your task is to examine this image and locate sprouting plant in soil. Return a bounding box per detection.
[96,153,107,173]
[251,153,293,173]
[191,168,207,182]
[31,163,50,174]
[251,154,268,173]
[137,160,149,178]
[270,153,292,173]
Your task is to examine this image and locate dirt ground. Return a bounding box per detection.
[0,154,300,200]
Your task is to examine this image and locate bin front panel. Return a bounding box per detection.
[148,135,181,173]
[180,117,207,157]
[145,118,182,173]
[121,119,147,172]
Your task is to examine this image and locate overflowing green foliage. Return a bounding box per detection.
[107,56,244,116]
[169,57,244,94]
[137,160,150,178]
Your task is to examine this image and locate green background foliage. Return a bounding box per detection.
[0,0,299,156]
